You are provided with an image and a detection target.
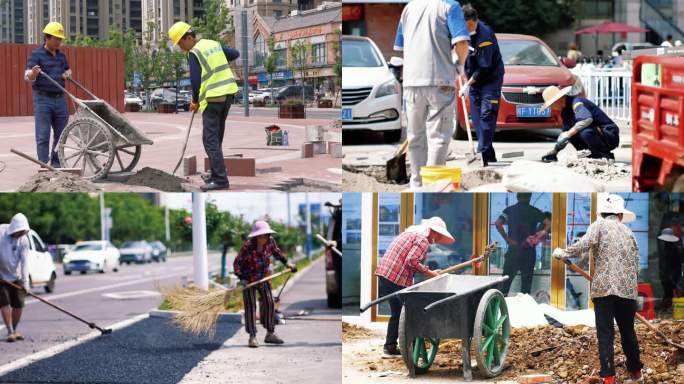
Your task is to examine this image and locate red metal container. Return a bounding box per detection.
[0,43,124,117]
[632,54,684,191]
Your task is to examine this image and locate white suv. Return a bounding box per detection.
[342,35,403,142]
[26,230,57,293]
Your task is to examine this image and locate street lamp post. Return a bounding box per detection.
[192,192,209,291]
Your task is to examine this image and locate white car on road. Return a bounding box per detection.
[26,229,57,293]
[342,35,403,142]
[63,241,120,275]
[252,89,278,104]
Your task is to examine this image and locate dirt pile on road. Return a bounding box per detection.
[124,167,191,192]
[461,168,503,190]
[352,322,684,383]
[343,322,375,343]
[342,169,407,192]
[562,158,631,182]
[17,171,101,192]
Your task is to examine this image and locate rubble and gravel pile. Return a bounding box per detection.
[342,322,375,343]
[562,158,631,182]
[17,171,101,192]
[123,167,191,192]
[346,321,684,383]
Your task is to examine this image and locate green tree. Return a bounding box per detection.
[103,194,165,245]
[264,36,278,106]
[468,0,578,37]
[290,40,311,102]
[191,0,232,42]
[332,29,342,106]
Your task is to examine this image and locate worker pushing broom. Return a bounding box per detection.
[168,220,297,348]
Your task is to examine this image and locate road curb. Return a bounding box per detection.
[149,309,243,323]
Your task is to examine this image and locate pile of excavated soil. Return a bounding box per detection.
[351,322,684,383]
[343,322,375,343]
[342,170,406,192]
[17,171,101,192]
[123,167,191,192]
[562,158,631,182]
[461,168,503,190]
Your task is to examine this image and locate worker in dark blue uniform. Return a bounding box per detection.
[459,4,505,166]
[540,85,620,162]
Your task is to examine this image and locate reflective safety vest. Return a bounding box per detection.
[189,39,238,112]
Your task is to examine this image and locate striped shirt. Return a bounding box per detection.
[375,231,431,287]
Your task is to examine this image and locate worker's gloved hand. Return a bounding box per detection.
[62,69,72,79]
[458,83,470,98]
[552,247,567,260]
[287,262,297,273]
[189,101,199,112]
[557,132,571,146]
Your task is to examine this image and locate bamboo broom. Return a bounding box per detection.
[165,268,293,337]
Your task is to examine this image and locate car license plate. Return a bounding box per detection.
[341,108,352,121]
[516,105,550,118]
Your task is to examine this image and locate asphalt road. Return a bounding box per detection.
[0,252,225,368]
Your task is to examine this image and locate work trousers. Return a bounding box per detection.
[202,95,233,185]
[501,245,536,295]
[404,86,456,189]
[469,82,502,162]
[568,124,619,160]
[242,281,275,336]
[378,276,404,349]
[592,295,643,377]
[33,92,69,167]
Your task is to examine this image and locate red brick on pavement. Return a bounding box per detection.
[517,374,554,383]
[301,143,314,158]
[328,142,342,158]
[204,156,256,177]
[183,155,197,176]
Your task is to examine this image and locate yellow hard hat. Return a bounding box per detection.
[169,21,192,46]
[43,22,65,39]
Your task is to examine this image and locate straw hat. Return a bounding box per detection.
[541,85,572,111]
[421,217,455,245]
[658,227,680,242]
[597,194,636,223]
[248,220,277,238]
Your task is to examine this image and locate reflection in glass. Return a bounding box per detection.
[376,193,402,316]
[342,193,362,313]
[489,193,552,303]
[565,193,592,310]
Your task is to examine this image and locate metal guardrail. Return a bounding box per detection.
[572,66,633,126]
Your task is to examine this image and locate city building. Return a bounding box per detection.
[141,0,204,43]
[0,0,29,43]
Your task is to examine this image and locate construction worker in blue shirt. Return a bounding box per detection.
[458,4,505,166]
[540,85,620,162]
[168,22,240,191]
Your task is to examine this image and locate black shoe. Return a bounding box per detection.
[382,345,401,358]
[541,153,558,162]
[200,181,230,191]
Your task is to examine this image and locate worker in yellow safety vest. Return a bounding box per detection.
[169,21,240,191]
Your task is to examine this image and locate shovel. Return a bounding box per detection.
[0,280,112,335]
[172,110,197,175]
[457,76,483,167]
[385,139,409,183]
[360,242,497,312]
[558,257,684,351]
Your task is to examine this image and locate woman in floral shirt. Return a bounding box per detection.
[233,220,296,348]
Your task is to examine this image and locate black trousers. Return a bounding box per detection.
[593,295,643,377]
[242,281,275,336]
[202,96,233,185]
[378,276,403,349]
[501,245,536,295]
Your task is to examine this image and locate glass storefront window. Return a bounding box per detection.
[414,193,474,275]
[342,193,362,314]
[616,193,650,270]
[375,193,402,317]
[565,193,592,310]
[489,193,553,303]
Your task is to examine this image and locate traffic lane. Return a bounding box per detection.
[0,317,241,384]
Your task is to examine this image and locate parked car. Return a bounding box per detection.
[26,229,57,293]
[274,85,314,102]
[611,41,655,57]
[63,241,120,275]
[150,88,190,111]
[454,33,585,139]
[341,35,403,143]
[149,241,168,262]
[253,89,278,104]
[119,240,153,264]
[324,201,342,308]
[124,92,143,108]
[248,90,263,103]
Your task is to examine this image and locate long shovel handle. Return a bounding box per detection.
[315,234,342,257]
[559,257,684,350]
[227,268,293,294]
[172,110,196,175]
[11,148,59,171]
[67,77,99,100]
[457,76,476,155]
[0,280,111,335]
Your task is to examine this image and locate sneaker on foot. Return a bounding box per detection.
[13,332,23,341]
[248,335,258,348]
[382,345,401,359]
[6,333,16,343]
[264,332,284,344]
[625,370,643,383]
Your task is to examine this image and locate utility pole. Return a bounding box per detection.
[241,9,249,116]
[100,193,105,241]
[305,192,312,259]
[192,192,209,290]
[165,204,170,242]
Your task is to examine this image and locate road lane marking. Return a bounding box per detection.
[102,290,161,300]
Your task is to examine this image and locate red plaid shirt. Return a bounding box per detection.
[233,237,288,283]
[375,231,431,287]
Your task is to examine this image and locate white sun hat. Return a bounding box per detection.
[597,194,636,223]
[658,228,680,242]
[541,85,573,111]
[421,217,455,245]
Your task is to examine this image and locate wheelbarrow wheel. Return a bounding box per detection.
[111,145,141,173]
[473,289,510,378]
[58,117,115,180]
[398,307,439,375]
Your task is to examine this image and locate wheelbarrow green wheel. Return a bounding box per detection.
[398,307,439,374]
[473,289,510,378]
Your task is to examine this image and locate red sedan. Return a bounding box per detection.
[455,34,584,139]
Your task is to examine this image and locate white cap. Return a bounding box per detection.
[597,194,635,223]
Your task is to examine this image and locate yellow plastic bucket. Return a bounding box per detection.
[420,166,461,191]
[673,298,684,320]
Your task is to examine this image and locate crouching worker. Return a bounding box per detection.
[540,86,619,162]
[0,214,31,343]
[233,220,297,348]
[553,194,643,384]
[375,217,454,358]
